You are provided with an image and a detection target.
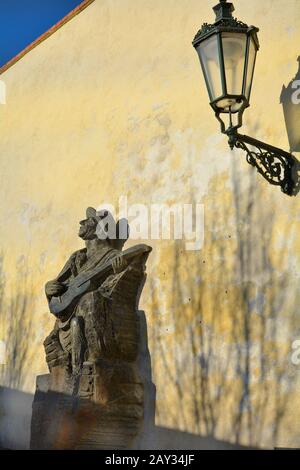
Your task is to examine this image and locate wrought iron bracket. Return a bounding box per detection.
[225,129,298,196]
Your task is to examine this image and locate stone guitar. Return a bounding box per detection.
[49,243,152,317]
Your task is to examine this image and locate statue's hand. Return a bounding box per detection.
[112,255,128,274]
[45,280,66,297]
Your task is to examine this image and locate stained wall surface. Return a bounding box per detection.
[0,0,300,448]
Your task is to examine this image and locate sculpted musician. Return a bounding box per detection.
[30,206,153,449]
[43,207,151,374]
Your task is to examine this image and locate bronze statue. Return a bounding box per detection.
[30,207,153,449]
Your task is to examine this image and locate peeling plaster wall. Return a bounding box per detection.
[0,0,300,449]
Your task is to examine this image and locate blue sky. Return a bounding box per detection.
[0,0,84,68]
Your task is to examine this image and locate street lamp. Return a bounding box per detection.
[192,0,297,196]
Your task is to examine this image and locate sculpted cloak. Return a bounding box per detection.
[44,244,123,371]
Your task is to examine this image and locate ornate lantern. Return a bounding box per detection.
[193,0,259,132]
[192,0,297,196]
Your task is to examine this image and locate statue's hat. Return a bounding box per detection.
[86,206,111,222]
[86,207,117,239]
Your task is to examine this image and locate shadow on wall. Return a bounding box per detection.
[0,386,253,450]
[149,160,299,449]
[281,56,300,153]
[0,255,35,391]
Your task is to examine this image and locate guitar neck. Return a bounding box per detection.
[78,244,151,287]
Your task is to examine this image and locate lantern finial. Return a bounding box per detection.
[213,0,234,22]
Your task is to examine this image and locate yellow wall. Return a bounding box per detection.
[0,0,300,448]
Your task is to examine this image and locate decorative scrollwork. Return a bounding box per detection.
[228,133,297,196]
[193,18,248,44]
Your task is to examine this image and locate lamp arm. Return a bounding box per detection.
[225,129,297,196]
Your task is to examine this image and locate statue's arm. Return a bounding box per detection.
[45,256,74,300]
[55,254,77,282]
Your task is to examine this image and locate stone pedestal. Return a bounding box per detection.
[30,311,155,449]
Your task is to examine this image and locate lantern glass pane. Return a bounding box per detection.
[216,98,243,112]
[245,37,257,100]
[221,32,247,96]
[197,34,222,101]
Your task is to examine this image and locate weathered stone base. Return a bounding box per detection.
[30,311,155,449]
[30,361,143,449]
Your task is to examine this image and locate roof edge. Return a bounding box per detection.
[0,0,95,76]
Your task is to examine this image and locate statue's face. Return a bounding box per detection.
[78,218,97,240]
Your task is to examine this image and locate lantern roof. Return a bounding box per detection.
[192,0,259,49]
